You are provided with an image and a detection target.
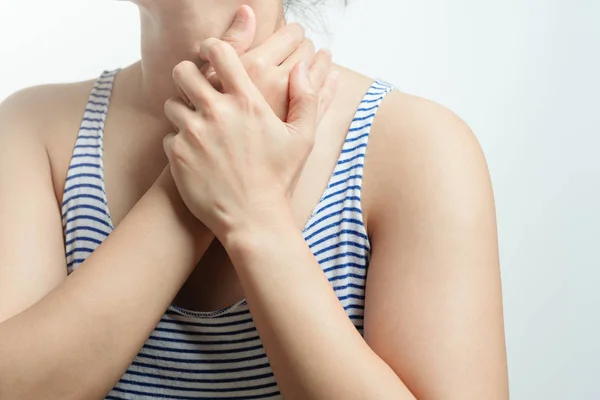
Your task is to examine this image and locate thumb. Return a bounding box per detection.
[202,5,256,91]
[221,5,257,55]
[286,61,318,138]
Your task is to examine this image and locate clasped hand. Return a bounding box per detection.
[163,6,338,244]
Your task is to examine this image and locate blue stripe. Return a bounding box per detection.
[65,214,112,229]
[76,135,101,140]
[341,143,367,154]
[159,316,254,328]
[79,127,101,132]
[74,144,101,150]
[64,236,103,247]
[145,342,263,355]
[345,133,369,144]
[67,259,85,268]
[139,348,267,365]
[143,343,264,356]
[87,100,108,107]
[126,368,274,384]
[328,174,362,189]
[323,261,367,275]
[360,96,384,104]
[68,163,101,171]
[65,173,102,182]
[356,104,380,113]
[348,123,372,133]
[136,351,266,366]
[90,93,110,99]
[304,207,363,233]
[308,229,368,249]
[352,112,375,122]
[62,193,106,207]
[63,183,104,194]
[82,117,103,123]
[349,315,364,321]
[303,217,365,242]
[337,153,365,165]
[65,247,95,258]
[118,377,277,393]
[320,252,368,265]
[148,334,260,346]
[333,163,363,176]
[364,90,388,96]
[336,293,366,301]
[328,272,367,282]
[72,152,101,158]
[153,326,256,337]
[344,304,364,310]
[130,360,268,375]
[65,225,110,237]
[112,386,280,400]
[332,282,365,292]
[313,241,370,257]
[84,108,105,115]
[319,186,361,203]
[62,204,108,218]
[314,196,361,216]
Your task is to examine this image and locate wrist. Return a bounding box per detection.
[220,201,297,262]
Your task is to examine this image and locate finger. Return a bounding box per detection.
[220,5,257,55]
[317,69,340,124]
[286,61,318,138]
[199,38,255,95]
[200,63,223,93]
[281,38,315,71]
[172,61,218,109]
[163,132,178,163]
[245,23,305,66]
[164,97,197,131]
[308,49,333,91]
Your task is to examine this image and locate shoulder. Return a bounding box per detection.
[0,80,95,144]
[0,79,96,200]
[362,88,495,235]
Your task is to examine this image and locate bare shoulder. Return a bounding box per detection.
[0,79,96,200]
[362,89,495,234]
[0,81,93,137]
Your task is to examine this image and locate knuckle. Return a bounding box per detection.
[249,57,267,74]
[304,39,315,55]
[172,61,194,81]
[208,40,234,59]
[183,118,202,135]
[170,136,188,163]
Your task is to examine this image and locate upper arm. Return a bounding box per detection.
[362,92,508,399]
[0,89,67,323]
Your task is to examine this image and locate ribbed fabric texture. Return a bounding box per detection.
[62,70,393,399]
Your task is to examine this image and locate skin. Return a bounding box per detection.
[0,0,509,399]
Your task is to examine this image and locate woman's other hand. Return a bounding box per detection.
[163,38,338,244]
[200,5,328,121]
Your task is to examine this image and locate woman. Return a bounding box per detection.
[0,1,509,399]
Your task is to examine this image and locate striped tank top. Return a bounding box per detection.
[62,70,393,399]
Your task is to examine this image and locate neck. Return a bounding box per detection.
[123,1,284,123]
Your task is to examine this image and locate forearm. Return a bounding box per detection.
[225,209,414,400]
[0,169,212,400]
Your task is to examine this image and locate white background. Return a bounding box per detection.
[1,0,599,398]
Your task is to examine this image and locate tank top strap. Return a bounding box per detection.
[61,70,118,273]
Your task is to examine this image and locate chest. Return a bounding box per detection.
[101,111,353,312]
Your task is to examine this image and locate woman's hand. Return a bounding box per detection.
[199,5,323,120]
[163,38,338,243]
